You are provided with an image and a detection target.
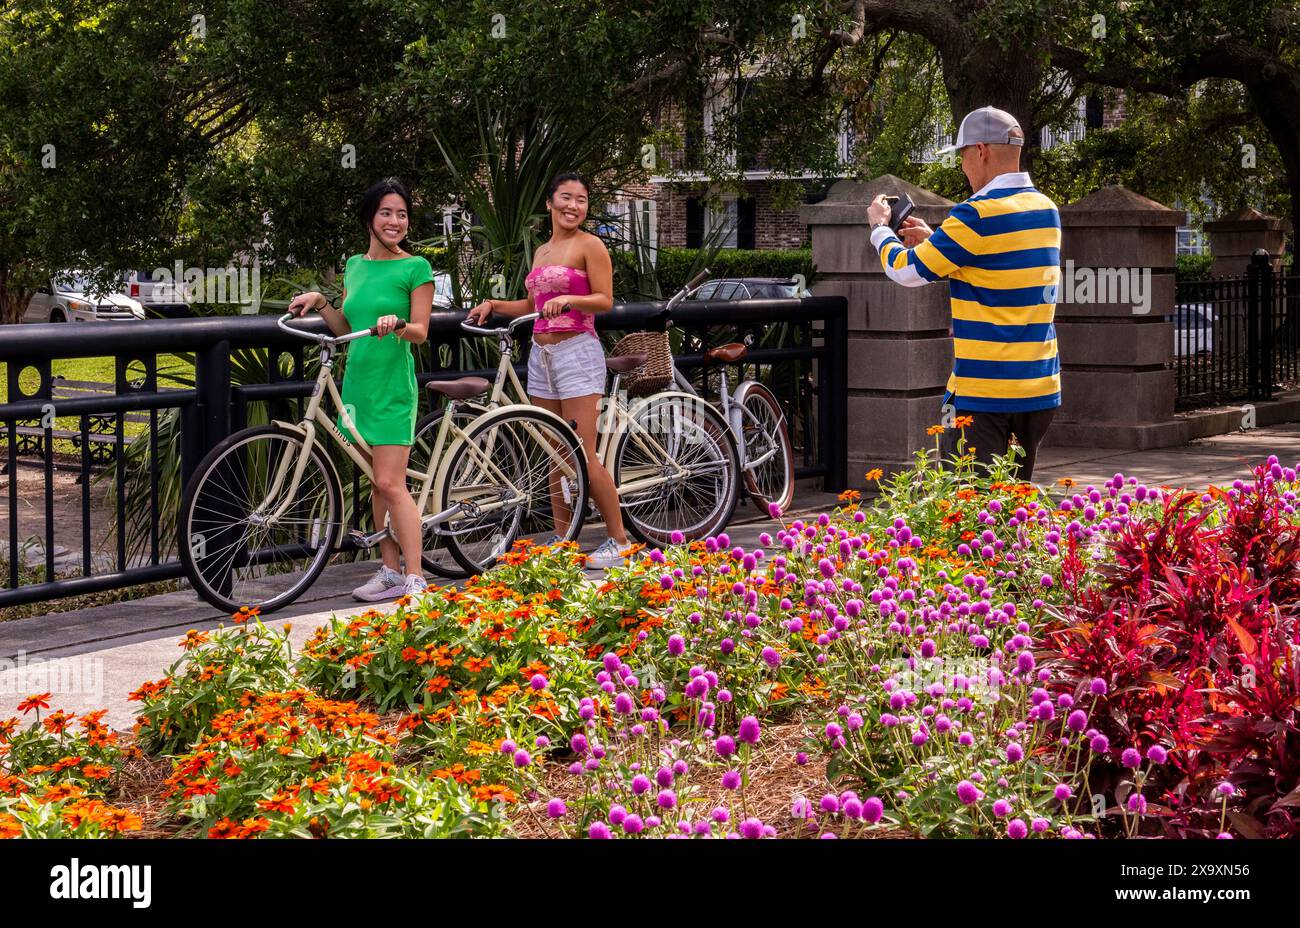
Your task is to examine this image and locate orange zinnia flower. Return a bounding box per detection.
[17,693,51,715]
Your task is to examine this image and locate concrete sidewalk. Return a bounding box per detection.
[1,423,1291,732]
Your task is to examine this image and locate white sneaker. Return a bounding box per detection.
[352,564,405,602]
[401,574,428,599]
[585,537,628,570]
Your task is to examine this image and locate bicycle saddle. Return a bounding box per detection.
[606,354,647,374]
[705,343,747,364]
[426,377,490,399]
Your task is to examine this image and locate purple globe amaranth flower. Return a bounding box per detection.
[547,798,567,819]
[608,805,628,826]
[721,769,741,790]
[614,693,635,714]
[1090,734,1110,754]
[667,634,685,656]
[739,818,765,839]
[1090,677,1108,695]
[631,775,651,795]
[1006,743,1024,763]
[656,766,674,788]
[589,821,611,839]
[1146,745,1168,765]
[1054,783,1072,802]
[796,751,809,766]
[513,749,532,767]
[529,673,547,691]
[1121,747,1142,768]
[1216,781,1234,797]
[714,735,736,757]
[623,814,644,834]
[957,780,982,805]
[570,733,588,754]
[657,789,677,810]
[761,646,782,668]
[819,794,840,814]
[862,796,884,824]
[992,799,1012,817]
[738,715,762,744]
[1007,818,1028,839]
[1066,709,1088,733]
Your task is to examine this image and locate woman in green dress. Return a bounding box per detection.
[287,177,435,602]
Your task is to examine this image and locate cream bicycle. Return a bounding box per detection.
[177,313,588,612]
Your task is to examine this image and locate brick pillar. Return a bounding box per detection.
[1203,208,1291,276]
[799,175,956,485]
[1048,185,1187,449]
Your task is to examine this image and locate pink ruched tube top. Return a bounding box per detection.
[527,264,596,337]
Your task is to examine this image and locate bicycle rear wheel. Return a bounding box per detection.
[437,408,589,575]
[410,405,483,579]
[735,381,795,515]
[178,424,343,614]
[613,393,739,546]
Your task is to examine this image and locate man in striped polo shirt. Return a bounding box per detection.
[867,106,1061,480]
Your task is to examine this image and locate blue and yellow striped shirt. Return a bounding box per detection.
[871,173,1061,413]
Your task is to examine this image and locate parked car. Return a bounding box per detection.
[432,272,454,310]
[1173,302,1215,357]
[686,277,809,301]
[23,272,145,323]
[121,269,191,319]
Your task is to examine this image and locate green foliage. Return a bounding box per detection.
[1176,253,1214,281]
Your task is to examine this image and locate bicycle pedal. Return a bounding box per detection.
[348,528,386,549]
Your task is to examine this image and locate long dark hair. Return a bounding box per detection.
[359,177,414,251]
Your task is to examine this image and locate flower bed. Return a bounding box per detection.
[3,442,1297,838]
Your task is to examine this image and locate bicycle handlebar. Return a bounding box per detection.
[278,312,405,344]
[459,306,571,337]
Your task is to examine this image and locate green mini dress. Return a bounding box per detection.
[337,253,433,446]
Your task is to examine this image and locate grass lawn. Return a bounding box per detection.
[0,354,194,446]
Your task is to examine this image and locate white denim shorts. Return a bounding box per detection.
[527,334,607,400]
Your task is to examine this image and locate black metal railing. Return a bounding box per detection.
[0,295,846,610]
[1174,250,1300,410]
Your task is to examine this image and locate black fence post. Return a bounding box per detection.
[1247,250,1273,401]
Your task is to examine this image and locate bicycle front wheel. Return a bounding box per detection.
[613,393,739,546]
[736,381,795,516]
[178,424,343,614]
[437,408,589,575]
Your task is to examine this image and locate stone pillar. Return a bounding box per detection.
[1048,185,1186,449]
[1203,208,1291,276]
[799,175,955,485]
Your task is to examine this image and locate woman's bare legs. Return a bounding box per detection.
[532,393,627,545]
[371,444,424,578]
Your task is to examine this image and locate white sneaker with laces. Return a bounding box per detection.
[352,564,405,602]
[401,574,429,599]
[585,537,628,570]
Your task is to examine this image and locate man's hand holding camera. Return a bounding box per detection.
[868,194,933,247]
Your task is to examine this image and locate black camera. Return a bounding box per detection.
[885,193,915,233]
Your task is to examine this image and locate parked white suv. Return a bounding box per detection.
[122,269,191,318]
[23,272,145,323]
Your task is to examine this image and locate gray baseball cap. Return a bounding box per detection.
[937,106,1024,153]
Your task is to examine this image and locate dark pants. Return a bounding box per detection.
[938,407,1057,481]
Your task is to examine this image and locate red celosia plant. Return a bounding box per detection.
[1046,460,1300,837]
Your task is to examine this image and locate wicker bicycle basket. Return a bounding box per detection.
[609,330,674,397]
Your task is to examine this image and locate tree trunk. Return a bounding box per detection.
[1242,76,1300,261]
[0,266,34,326]
[939,37,1045,176]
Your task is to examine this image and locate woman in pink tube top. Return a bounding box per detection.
[466,171,629,569]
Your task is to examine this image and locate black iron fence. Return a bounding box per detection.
[1173,250,1300,410]
[0,296,846,610]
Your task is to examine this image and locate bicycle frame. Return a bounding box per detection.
[267,315,580,545]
